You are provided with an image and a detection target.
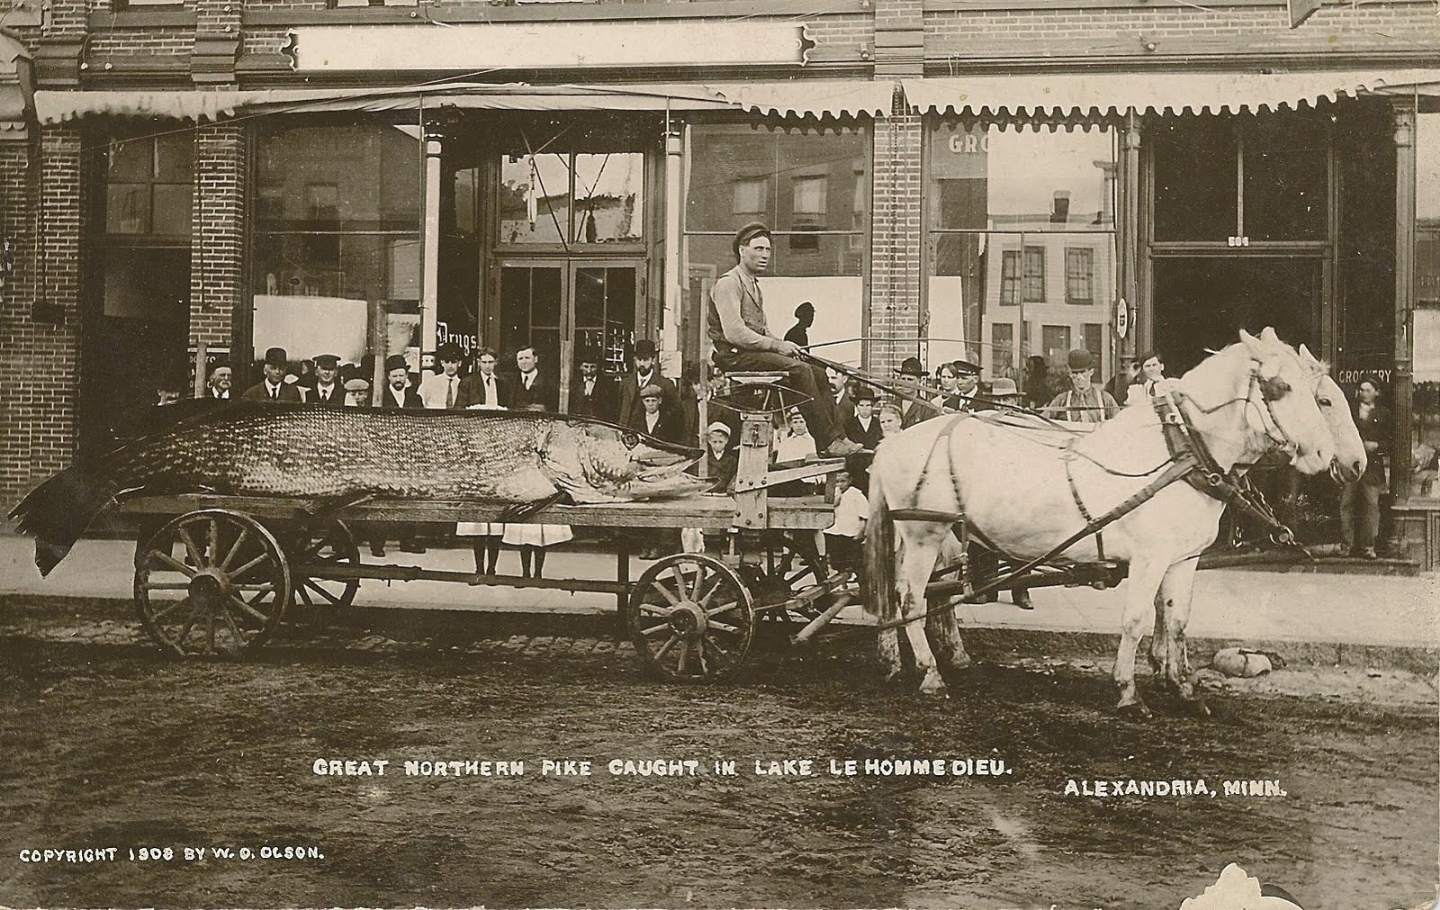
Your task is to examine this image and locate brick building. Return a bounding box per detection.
[0,0,1436,559]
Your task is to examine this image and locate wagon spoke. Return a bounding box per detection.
[696,639,710,676]
[705,599,742,618]
[178,526,206,570]
[149,596,191,624]
[708,619,741,637]
[229,552,270,581]
[636,602,673,617]
[219,528,249,571]
[140,581,192,591]
[176,606,201,651]
[676,640,690,675]
[216,603,248,653]
[649,579,683,608]
[205,606,217,653]
[653,633,680,661]
[207,519,220,566]
[639,622,671,639]
[300,579,342,606]
[296,584,315,609]
[232,582,276,594]
[148,550,196,579]
[694,575,721,608]
[228,594,270,626]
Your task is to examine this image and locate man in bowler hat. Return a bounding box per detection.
[571,348,617,422]
[618,339,678,429]
[242,347,303,402]
[1044,349,1119,423]
[380,354,423,409]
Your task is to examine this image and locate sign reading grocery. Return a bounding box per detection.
[287,22,813,72]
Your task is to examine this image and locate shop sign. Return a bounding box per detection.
[288,22,812,73]
[1114,298,1129,339]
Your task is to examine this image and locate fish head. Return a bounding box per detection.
[541,421,708,502]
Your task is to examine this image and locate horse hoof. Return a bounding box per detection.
[1116,699,1151,718]
[882,668,904,686]
[919,675,948,697]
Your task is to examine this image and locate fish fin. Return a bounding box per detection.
[497,491,568,523]
[7,465,121,576]
[300,492,375,520]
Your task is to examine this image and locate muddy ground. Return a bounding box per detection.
[0,597,1435,910]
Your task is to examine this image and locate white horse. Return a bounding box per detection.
[863,328,1365,713]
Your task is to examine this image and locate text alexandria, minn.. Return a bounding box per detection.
[1063,778,1288,797]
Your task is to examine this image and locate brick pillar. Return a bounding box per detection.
[190,123,246,365]
[867,87,923,376]
[0,127,83,510]
[193,0,241,83]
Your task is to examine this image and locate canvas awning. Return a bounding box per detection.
[902,69,1440,117]
[34,78,896,125]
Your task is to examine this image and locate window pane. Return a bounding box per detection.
[990,322,1014,378]
[1420,111,1440,223]
[1023,246,1045,302]
[252,233,419,364]
[1041,325,1071,364]
[106,184,150,234]
[573,153,643,243]
[256,121,421,232]
[1244,114,1328,241]
[1065,247,1094,304]
[108,138,152,181]
[499,153,571,244]
[1152,118,1238,241]
[927,122,1115,232]
[152,184,192,236]
[155,131,193,182]
[687,123,866,234]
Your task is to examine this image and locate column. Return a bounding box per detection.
[421,129,442,360]
[1392,99,1416,502]
[190,123,247,367]
[868,86,923,376]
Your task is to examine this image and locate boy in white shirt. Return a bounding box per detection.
[823,469,868,573]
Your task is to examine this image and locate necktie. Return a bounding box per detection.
[525,374,533,390]
[320,390,328,402]
[270,385,278,400]
[445,378,455,409]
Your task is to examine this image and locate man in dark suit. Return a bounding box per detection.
[455,347,510,409]
[380,354,424,409]
[617,339,678,429]
[307,353,345,406]
[629,382,684,443]
[844,387,883,449]
[896,356,939,428]
[205,361,233,400]
[571,348,616,421]
[828,367,855,429]
[511,345,558,412]
[241,347,304,402]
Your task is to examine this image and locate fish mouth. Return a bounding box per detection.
[631,442,700,470]
[636,457,701,484]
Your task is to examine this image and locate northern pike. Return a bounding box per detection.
[9,400,708,575]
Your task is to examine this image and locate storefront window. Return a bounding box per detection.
[685,122,868,367]
[84,126,194,454]
[925,122,1116,387]
[1153,113,1329,243]
[1412,109,1440,499]
[253,119,422,374]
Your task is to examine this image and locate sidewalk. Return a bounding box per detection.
[3,532,1436,665]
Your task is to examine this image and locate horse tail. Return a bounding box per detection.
[862,454,897,621]
[7,464,118,576]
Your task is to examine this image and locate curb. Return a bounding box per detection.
[5,594,1436,676]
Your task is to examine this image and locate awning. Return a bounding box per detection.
[703,80,895,119]
[34,79,894,125]
[902,69,1440,117]
[33,82,738,124]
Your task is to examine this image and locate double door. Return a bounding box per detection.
[493,259,641,411]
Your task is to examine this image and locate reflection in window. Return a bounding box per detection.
[926,121,1116,379]
[253,120,422,364]
[498,150,643,245]
[103,132,193,237]
[686,123,869,369]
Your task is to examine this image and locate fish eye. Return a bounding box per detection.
[622,432,639,448]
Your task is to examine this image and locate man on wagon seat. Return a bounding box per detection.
[708,222,863,458]
[1044,349,1119,424]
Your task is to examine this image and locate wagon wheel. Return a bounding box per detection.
[623,553,755,683]
[742,532,826,625]
[284,518,361,622]
[133,509,292,657]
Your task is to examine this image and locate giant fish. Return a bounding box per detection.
[9,400,709,575]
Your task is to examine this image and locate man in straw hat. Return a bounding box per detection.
[708,222,862,457]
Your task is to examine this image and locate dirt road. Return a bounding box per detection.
[0,598,1435,909]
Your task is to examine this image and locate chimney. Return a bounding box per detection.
[1050,190,1071,225]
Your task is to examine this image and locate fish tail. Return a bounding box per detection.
[7,465,119,576]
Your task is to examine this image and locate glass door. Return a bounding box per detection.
[494,260,641,411]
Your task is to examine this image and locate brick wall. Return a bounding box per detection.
[0,129,83,511]
[866,88,923,376]
[190,123,246,358]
